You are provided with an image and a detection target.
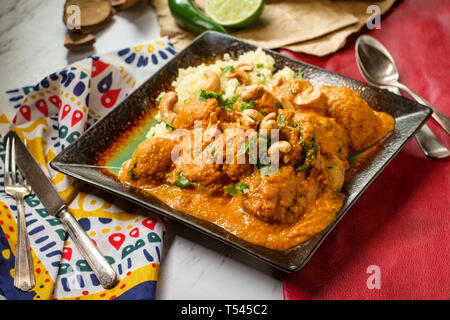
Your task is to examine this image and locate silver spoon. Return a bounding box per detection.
[356,35,450,135]
[356,35,449,159]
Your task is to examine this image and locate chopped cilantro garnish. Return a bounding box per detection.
[295,136,320,172]
[296,69,303,79]
[256,63,264,69]
[224,186,239,196]
[173,172,191,188]
[312,136,320,154]
[238,136,257,156]
[198,89,242,111]
[221,65,235,73]
[259,164,277,176]
[239,100,255,112]
[198,89,222,102]
[276,101,283,109]
[225,181,249,196]
[222,95,241,111]
[165,123,175,131]
[235,181,249,194]
[277,114,286,127]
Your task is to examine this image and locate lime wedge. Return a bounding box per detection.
[205,0,265,28]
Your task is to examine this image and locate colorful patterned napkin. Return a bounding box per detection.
[0,37,177,300]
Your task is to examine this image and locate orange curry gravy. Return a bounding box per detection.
[113,79,395,251]
[127,181,344,251]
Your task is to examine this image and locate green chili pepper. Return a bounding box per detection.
[168,0,228,34]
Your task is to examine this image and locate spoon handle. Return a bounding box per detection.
[386,85,449,159]
[394,81,450,135]
[414,124,450,159]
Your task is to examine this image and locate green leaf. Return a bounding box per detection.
[198,89,223,102]
[225,181,249,196]
[191,183,210,193]
[292,122,302,130]
[296,69,303,79]
[173,172,191,188]
[295,136,320,172]
[221,65,235,73]
[235,181,249,194]
[259,164,277,176]
[312,136,320,155]
[238,136,257,155]
[277,114,286,127]
[198,89,242,112]
[256,63,264,69]
[224,186,239,196]
[222,95,241,111]
[239,99,255,112]
[259,108,267,117]
[165,123,175,131]
[276,101,283,109]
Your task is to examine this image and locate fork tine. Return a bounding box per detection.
[18,167,24,185]
[11,138,16,185]
[4,137,11,185]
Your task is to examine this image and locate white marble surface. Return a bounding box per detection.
[0,0,283,300]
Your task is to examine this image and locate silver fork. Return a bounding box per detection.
[4,136,35,291]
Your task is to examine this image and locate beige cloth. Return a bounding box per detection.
[152,0,396,56]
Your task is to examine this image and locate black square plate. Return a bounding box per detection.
[51,31,431,272]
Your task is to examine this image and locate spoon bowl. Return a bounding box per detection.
[355,35,450,136]
[355,35,449,159]
[356,35,400,85]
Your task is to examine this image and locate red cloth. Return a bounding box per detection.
[280,0,450,300]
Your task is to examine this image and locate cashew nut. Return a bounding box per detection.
[272,76,285,88]
[294,86,325,110]
[226,69,250,85]
[260,112,278,132]
[268,141,292,164]
[242,109,264,122]
[203,70,221,92]
[236,111,257,128]
[236,85,265,100]
[159,91,178,124]
[236,61,254,72]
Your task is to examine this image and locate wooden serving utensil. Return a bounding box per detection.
[63,0,140,50]
[63,0,112,28]
[64,32,96,50]
[110,0,139,10]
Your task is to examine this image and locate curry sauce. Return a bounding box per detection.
[113,58,394,251]
[125,179,344,251]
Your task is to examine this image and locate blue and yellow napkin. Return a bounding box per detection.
[0,37,176,300]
